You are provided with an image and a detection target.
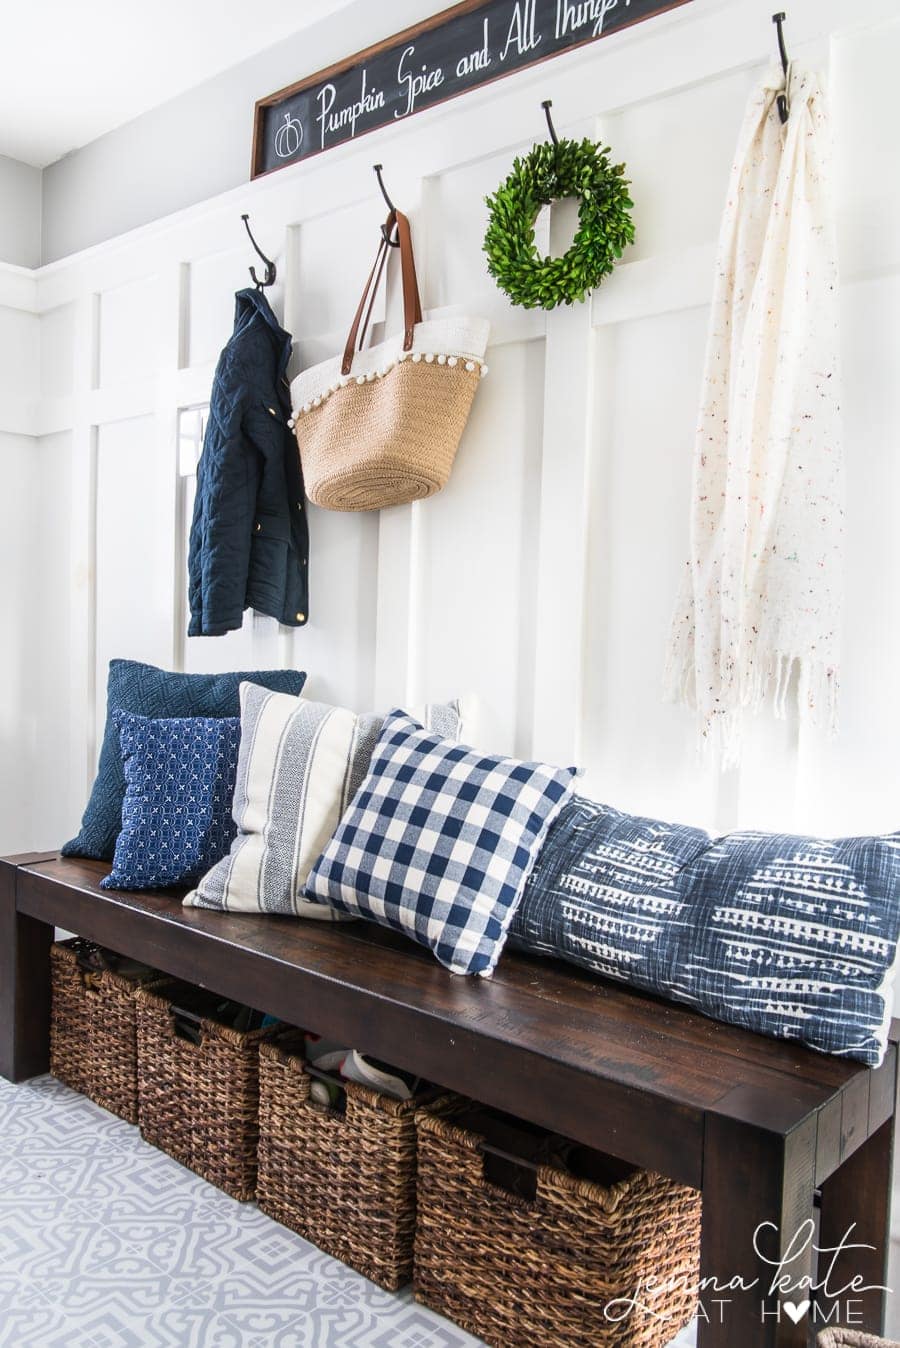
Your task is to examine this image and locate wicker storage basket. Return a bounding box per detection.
[414,1100,702,1348]
[257,1032,438,1290]
[818,1332,899,1347]
[50,938,165,1123]
[135,982,280,1200]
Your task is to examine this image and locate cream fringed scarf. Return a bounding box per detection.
[665,66,843,764]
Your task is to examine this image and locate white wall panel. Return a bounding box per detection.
[0,306,39,399]
[187,248,250,369]
[0,433,38,852]
[40,305,75,399]
[581,306,720,825]
[285,506,379,711]
[833,18,900,275]
[414,338,544,756]
[30,432,81,847]
[605,65,758,263]
[792,272,900,838]
[94,416,174,741]
[98,278,161,389]
[422,143,530,322]
[289,202,386,353]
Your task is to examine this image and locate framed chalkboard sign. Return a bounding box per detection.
[251,0,692,178]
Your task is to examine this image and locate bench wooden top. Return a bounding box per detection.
[5,853,895,1190]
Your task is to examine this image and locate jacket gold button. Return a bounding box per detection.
[255,522,261,532]
[296,612,305,622]
[268,407,277,416]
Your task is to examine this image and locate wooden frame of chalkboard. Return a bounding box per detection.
[250,0,693,179]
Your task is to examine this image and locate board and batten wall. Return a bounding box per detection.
[0,0,898,857]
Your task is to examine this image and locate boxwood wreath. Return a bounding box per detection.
[483,138,635,310]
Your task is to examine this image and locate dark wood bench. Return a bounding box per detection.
[2,852,896,1347]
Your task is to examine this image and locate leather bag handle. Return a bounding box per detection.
[341,210,422,376]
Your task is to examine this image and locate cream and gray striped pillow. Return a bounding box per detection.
[184,684,461,917]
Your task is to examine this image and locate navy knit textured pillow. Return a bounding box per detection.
[101,711,241,891]
[305,710,576,976]
[62,660,305,860]
[511,797,900,1066]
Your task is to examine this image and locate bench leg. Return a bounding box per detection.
[816,1118,894,1334]
[0,864,52,1082]
[699,1113,817,1348]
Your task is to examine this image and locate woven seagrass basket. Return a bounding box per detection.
[414,1100,702,1348]
[296,356,483,512]
[818,1331,900,1347]
[257,1032,443,1290]
[50,938,165,1123]
[135,981,281,1200]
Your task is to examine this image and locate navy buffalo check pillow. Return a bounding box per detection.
[305,710,576,976]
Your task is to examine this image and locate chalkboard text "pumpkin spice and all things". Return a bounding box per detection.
[251,0,692,177]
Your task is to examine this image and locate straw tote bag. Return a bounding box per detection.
[289,211,490,511]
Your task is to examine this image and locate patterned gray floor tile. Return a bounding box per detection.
[124,1216,320,1286]
[146,1310,264,1348]
[172,1264,336,1321]
[2,1100,133,1156]
[210,1314,307,1348]
[34,1304,248,1348]
[0,1202,131,1280]
[282,1251,409,1315]
[30,1242,202,1317]
[0,1270,55,1313]
[347,1302,484,1347]
[0,1306,96,1348]
[36,1142,210,1208]
[0,1150,75,1201]
[14,1075,898,1347]
[0,1085,60,1142]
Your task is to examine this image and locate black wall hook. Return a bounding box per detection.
[541,99,560,146]
[241,214,276,289]
[772,13,790,124]
[373,164,400,246]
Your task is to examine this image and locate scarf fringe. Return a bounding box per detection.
[664,645,839,769]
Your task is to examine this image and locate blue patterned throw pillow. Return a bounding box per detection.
[305,710,576,976]
[511,797,900,1066]
[101,711,241,891]
[62,660,305,861]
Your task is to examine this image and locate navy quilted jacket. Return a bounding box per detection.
[188,288,309,636]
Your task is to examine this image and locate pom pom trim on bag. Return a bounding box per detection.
[289,352,488,422]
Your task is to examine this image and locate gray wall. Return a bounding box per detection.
[0,155,42,268]
[42,0,438,263]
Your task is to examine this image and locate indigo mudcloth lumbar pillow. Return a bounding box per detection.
[62,660,306,861]
[304,710,576,976]
[101,711,241,891]
[185,689,463,919]
[510,796,900,1066]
